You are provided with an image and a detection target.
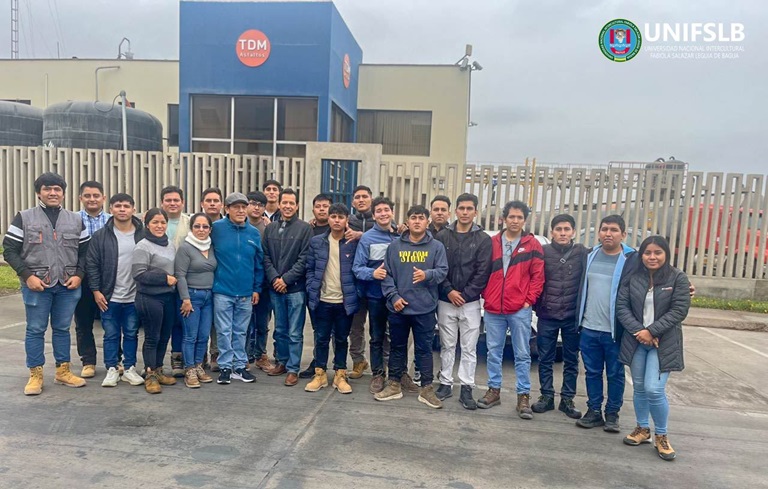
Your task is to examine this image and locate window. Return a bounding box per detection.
[192,95,231,139]
[357,110,432,156]
[190,95,318,156]
[331,104,353,143]
[167,104,179,147]
[277,98,318,142]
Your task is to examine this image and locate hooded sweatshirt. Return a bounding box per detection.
[381,231,448,315]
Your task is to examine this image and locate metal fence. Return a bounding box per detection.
[2,146,765,280]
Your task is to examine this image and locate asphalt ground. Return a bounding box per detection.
[0,293,766,489]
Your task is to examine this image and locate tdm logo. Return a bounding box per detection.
[236,30,271,67]
[599,19,642,62]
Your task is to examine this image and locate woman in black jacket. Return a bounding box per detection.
[616,235,690,461]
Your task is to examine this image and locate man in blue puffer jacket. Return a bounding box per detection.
[304,203,358,394]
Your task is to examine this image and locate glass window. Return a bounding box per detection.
[167,104,179,147]
[276,144,306,159]
[234,141,273,156]
[357,110,432,156]
[331,104,354,143]
[192,141,231,154]
[192,95,231,139]
[277,98,318,142]
[234,97,274,140]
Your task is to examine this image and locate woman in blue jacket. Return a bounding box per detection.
[616,235,690,461]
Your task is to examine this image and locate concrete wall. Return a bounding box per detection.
[357,64,470,166]
[690,276,768,301]
[0,59,179,149]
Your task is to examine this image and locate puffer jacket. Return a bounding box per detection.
[305,231,359,315]
[435,222,492,303]
[535,241,588,320]
[616,265,691,372]
[482,231,545,315]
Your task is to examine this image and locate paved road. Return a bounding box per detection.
[0,293,766,489]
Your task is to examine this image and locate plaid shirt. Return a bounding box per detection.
[79,209,111,237]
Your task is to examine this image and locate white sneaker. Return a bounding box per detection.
[102,367,120,387]
[121,366,145,386]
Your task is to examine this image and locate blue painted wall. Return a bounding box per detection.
[179,1,362,151]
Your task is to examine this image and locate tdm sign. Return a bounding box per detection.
[236,30,271,67]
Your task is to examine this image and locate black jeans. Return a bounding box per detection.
[367,298,389,376]
[537,317,580,399]
[313,301,353,371]
[136,292,175,370]
[388,311,436,386]
[74,279,98,366]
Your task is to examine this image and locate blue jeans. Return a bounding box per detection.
[388,311,436,385]
[171,296,184,353]
[368,298,389,376]
[485,308,532,393]
[22,284,81,368]
[580,327,625,414]
[213,294,252,371]
[182,289,213,368]
[101,301,139,369]
[247,288,272,360]
[631,345,670,434]
[537,317,580,399]
[271,291,306,374]
[313,301,353,371]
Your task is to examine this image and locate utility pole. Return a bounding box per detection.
[11,0,20,59]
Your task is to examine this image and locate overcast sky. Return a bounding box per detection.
[1,0,766,173]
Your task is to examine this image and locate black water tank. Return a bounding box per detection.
[0,101,43,146]
[43,100,163,151]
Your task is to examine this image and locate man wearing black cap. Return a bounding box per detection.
[210,192,265,384]
[246,190,275,372]
[3,172,91,395]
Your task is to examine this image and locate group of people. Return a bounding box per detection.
[4,172,691,462]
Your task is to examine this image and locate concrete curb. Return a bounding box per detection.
[684,307,768,333]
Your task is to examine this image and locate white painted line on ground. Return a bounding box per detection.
[700,327,768,359]
[0,321,25,330]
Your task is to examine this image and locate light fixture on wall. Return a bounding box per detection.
[468,121,478,127]
[118,38,134,60]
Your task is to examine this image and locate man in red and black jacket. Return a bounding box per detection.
[478,200,545,420]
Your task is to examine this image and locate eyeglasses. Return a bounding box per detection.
[192,224,211,230]
[249,201,264,207]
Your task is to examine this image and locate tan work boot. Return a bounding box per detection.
[24,366,44,395]
[185,367,200,388]
[54,362,86,388]
[255,354,274,372]
[477,387,501,409]
[624,426,652,446]
[81,364,96,378]
[655,434,676,461]
[195,364,213,383]
[374,380,403,401]
[333,369,352,394]
[305,368,328,392]
[348,360,368,379]
[517,393,534,420]
[369,374,385,394]
[418,384,443,409]
[400,373,420,393]
[155,367,177,386]
[144,369,162,394]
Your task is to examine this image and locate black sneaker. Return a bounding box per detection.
[232,368,255,383]
[576,409,604,428]
[299,362,316,379]
[558,397,583,419]
[217,368,232,385]
[435,384,453,400]
[604,412,620,433]
[459,385,477,410]
[531,395,555,413]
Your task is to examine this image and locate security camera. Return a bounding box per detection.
[471,61,483,71]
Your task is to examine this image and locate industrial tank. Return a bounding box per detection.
[0,101,43,146]
[43,100,163,151]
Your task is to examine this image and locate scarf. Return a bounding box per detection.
[145,232,169,247]
[185,231,211,251]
